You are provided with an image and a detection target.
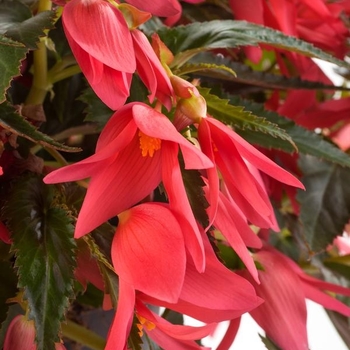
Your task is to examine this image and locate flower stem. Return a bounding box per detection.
[25,0,52,105]
[44,147,69,167]
[61,319,106,350]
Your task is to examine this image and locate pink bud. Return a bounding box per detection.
[170,75,200,99]
[118,3,152,29]
[4,315,67,350]
[4,315,36,350]
[151,34,174,65]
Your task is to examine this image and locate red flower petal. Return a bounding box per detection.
[64,28,132,110]
[63,0,135,72]
[132,30,174,110]
[246,250,309,350]
[112,203,186,303]
[126,0,180,16]
[105,280,135,350]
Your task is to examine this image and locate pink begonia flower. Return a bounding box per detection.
[106,203,188,349]
[4,315,66,350]
[44,102,213,271]
[229,0,349,63]
[238,246,350,350]
[200,117,304,228]
[171,76,304,229]
[139,230,263,324]
[62,0,173,110]
[62,0,136,109]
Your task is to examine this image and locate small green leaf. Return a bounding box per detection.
[0,36,27,103]
[227,95,350,168]
[324,255,350,280]
[259,334,282,350]
[180,157,209,229]
[5,175,76,350]
[199,88,296,149]
[298,156,350,252]
[158,20,350,69]
[0,103,81,152]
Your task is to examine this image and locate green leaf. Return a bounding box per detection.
[0,0,54,49]
[5,175,76,350]
[0,103,81,152]
[259,334,282,350]
[180,157,209,229]
[5,11,54,49]
[324,255,350,280]
[0,0,32,34]
[199,88,296,149]
[0,36,27,104]
[226,95,350,168]
[186,52,350,91]
[79,87,113,131]
[297,156,350,252]
[162,309,184,325]
[157,20,350,69]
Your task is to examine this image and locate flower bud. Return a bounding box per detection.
[117,3,151,29]
[4,315,36,350]
[151,34,174,65]
[170,75,199,99]
[4,315,66,350]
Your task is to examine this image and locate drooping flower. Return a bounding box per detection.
[139,230,263,323]
[62,0,174,110]
[238,246,350,350]
[62,0,137,109]
[44,102,213,271]
[229,0,350,63]
[171,76,304,230]
[106,203,187,349]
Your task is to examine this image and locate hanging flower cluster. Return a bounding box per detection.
[2,0,350,349]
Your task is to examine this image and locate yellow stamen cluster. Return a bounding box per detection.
[138,131,161,157]
[136,315,156,337]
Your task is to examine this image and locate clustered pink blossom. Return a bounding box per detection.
[22,0,350,349]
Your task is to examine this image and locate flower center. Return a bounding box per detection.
[138,131,161,157]
[136,315,156,337]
